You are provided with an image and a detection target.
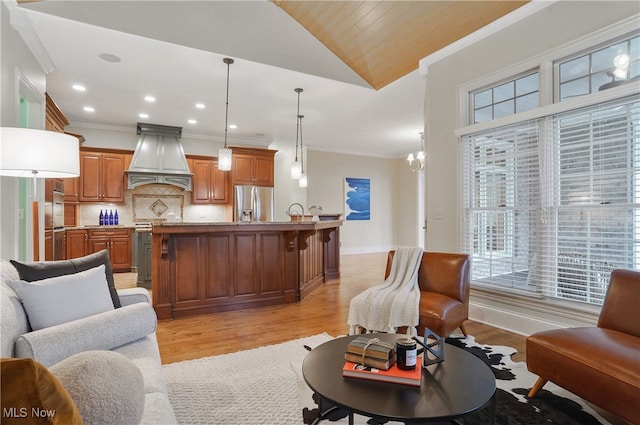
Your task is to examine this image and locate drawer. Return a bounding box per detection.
[88,228,131,238]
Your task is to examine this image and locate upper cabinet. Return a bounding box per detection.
[189,157,230,204]
[45,93,69,133]
[79,149,127,203]
[231,147,276,187]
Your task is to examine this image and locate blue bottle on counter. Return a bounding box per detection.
[99,210,104,226]
[114,210,119,225]
[109,210,114,225]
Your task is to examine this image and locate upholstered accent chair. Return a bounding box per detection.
[526,269,640,424]
[385,251,471,338]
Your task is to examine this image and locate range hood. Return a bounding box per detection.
[126,123,192,190]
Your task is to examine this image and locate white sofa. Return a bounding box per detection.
[0,259,177,424]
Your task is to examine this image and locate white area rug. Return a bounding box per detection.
[163,333,612,425]
[163,333,333,425]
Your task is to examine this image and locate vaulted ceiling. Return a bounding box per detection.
[275,1,528,89]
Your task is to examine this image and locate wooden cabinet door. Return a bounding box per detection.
[63,177,79,202]
[191,159,229,204]
[44,230,53,261]
[191,160,213,204]
[79,152,102,202]
[232,154,255,185]
[109,237,131,272]
[79,151,125,203]
[211,161,229,203]
[66,230,87,259]
[102,154,125,203]
[254,155,274,186]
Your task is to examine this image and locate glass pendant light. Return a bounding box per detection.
[298,114,308,188]
[291,88,303,179]
[218,58,234,171]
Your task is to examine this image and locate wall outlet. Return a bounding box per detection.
[432,208,444,220]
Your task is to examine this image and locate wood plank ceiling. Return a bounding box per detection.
[273,1,529,89]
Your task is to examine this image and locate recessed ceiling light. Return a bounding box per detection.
[188,119,197,124]
[139,113,149,119]
[72,84,86,92]
[144,95,156,103]
[195,103,205,109]
[228,124,237,129]
[99,53,121,63]
[83,106,95,113]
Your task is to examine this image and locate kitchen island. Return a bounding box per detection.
[151,220,342,319]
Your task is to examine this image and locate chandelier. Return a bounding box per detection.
[218,57,234,171]
[407,132,425,172]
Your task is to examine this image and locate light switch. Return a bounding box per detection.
[432,208,443,220]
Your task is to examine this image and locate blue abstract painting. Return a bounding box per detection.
[344,177,370,220]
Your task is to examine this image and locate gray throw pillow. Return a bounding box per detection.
[10,249,121,308]
[9,265,114,330]
[51,350,145,425]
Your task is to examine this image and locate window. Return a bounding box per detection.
[556,33,639,101]
[472,72,539,123]
[462,96,640,305]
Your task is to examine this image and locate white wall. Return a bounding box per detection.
[0,3,48,261]
[305,150,420,254]
[424,1,639,334]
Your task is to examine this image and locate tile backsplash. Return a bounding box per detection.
[78,184,230,226]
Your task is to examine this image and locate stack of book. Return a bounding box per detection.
[342,337,422,387]
[344,337,396,370]
[342,359,423,387]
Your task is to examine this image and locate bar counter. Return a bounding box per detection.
[151,220,342,319]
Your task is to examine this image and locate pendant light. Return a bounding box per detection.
[298,114,308,188]
[218,57,234,171]
[290,88,303,179]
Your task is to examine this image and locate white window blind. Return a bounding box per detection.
[462,95,640,305]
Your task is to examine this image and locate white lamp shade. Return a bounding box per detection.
[0,127,79,177]
[218,147,232,171]
[298,173,308,188]
[290,160,302,179]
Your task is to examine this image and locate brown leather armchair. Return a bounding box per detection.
[385,251,470,338]
[526,269,640,423]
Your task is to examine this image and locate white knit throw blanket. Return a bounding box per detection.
[347,247,424,336]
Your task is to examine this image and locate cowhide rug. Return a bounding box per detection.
[301,335,611,425]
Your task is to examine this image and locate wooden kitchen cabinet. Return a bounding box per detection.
[231,148,275,187]
[79,149,127,203]
[189,157,230,204]
[63,177,79,202]
[44,230,53,261]
[87,228,132,272]
[45,93,69,133]
[65,229,88,259]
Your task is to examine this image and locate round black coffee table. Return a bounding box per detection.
[302,333,496,424]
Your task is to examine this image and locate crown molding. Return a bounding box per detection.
[7,2,55,74]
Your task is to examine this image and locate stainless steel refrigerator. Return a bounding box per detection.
[233,185,274,222]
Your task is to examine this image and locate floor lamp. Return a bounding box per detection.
[0,127,80,261]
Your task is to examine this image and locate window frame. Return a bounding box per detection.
[456,16,640,309]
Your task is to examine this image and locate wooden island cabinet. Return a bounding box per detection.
[152,220,342,320]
